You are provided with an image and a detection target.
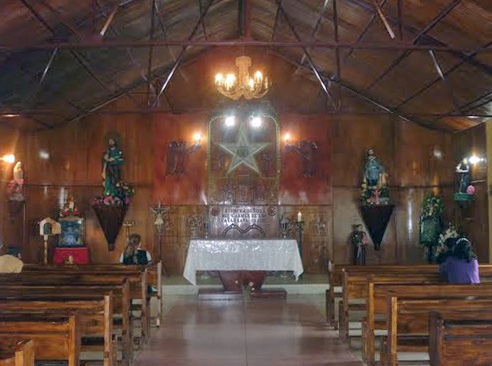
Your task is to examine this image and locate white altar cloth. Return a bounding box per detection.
[183,239,304,285]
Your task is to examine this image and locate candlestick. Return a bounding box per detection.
[297,211,302,222]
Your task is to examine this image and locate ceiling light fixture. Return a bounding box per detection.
[215,56,270,100]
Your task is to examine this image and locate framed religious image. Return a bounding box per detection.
[58,216,85,247]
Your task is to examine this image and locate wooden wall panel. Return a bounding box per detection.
[18,100,475,270]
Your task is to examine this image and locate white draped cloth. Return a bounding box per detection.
[183,239,304,285]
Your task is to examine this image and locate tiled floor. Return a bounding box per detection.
[136,295,362,366]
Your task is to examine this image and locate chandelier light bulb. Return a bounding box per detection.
[215,73,223,85]
[225,115,235,127]
[284,133,291,143]
[251,116,262,128]
[249,78,255,90]
[225,74,235,90]
[254,71,263,82]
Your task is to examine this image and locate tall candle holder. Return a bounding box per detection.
[297,220,304,263]
[280,215,289,238]
[204,222,210,239]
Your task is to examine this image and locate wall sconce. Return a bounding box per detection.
[166,134,203,175]
[284,134,318,177]
[1,154,15,164]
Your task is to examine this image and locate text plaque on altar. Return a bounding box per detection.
[183,239,304,285]
[208,205,280,238]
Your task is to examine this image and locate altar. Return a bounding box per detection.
[183,239,304,287]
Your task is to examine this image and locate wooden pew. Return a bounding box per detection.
[0,296,113,366]
[327,265,437,327]
[0,270,150,343]
[0,282,133,365]
[429,311,492,366]
[23,261,163,327]
[0,340,34,366]
[340,265,492,341]
[8,268,153,338]
[340,270,443,342]
[385,295,492,366]
[0,314,80,366]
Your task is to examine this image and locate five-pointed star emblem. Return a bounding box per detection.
[219,123,271,175]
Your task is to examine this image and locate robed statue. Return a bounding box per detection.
[102,137,124,197]
[351,224,368,265]
[361,149,390,205]
[456,159,470,194]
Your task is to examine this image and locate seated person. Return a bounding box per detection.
[0,247,23,273]
[120,234,152,265]
[439,237,479,284]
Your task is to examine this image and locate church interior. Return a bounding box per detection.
[0,0,491,365]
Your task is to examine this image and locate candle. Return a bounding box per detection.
[297,211,302,222]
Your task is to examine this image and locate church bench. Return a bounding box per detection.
[340,271,442,342]
[429,311,492,366]
[326,264,435,326]
[0,296,114,366]
[23,262,163,327]
[339,265,492,341]
[384,295,492,366]
[363,282,492,365]
[23,261,162,333]
[0,314,80,366]
[0,271,151,344]
[0,340,34,366]
[0,282,133,365]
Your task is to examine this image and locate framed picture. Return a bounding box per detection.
[58,216,85,247]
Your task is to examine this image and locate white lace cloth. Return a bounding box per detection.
[183,239,304,285]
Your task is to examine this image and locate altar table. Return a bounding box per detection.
[183,239,304,286]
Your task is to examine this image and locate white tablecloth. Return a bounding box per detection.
[183,239,304,285]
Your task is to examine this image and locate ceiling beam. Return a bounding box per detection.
[45,48,213,130]
[372,0,395,39]
[365,0,462,91]
[276,0,335,106]
[272,49,450,132]
[428,50,463,113]
[298,0,331,67]
[396,40,492,109]
[151,0,216,107]
[5,40,492,53]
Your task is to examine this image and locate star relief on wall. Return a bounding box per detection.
[218,122,271,175]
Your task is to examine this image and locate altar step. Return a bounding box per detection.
[162,274,329,295]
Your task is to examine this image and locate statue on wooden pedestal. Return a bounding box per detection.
[102,137,125,198]
[359,148,394,251]
[350,224,368,265]
[361,149,390,205]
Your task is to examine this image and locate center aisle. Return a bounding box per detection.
[135,296,362,366]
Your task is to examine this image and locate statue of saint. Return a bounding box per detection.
[456,159,470,194]
[351,224,368,265]
[361,149,390,205]
[102,138,125,197]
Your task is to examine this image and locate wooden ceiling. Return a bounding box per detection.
[0,0,490,131]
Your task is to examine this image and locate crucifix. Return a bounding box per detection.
[150,201,170,275]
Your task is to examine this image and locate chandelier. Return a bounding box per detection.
[215,56,270,100]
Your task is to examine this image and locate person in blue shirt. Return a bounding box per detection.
[439,237,480,284]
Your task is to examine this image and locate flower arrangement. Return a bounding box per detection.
[435,225,459,259]
[94,181,135,207]
[421,194,445,218]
